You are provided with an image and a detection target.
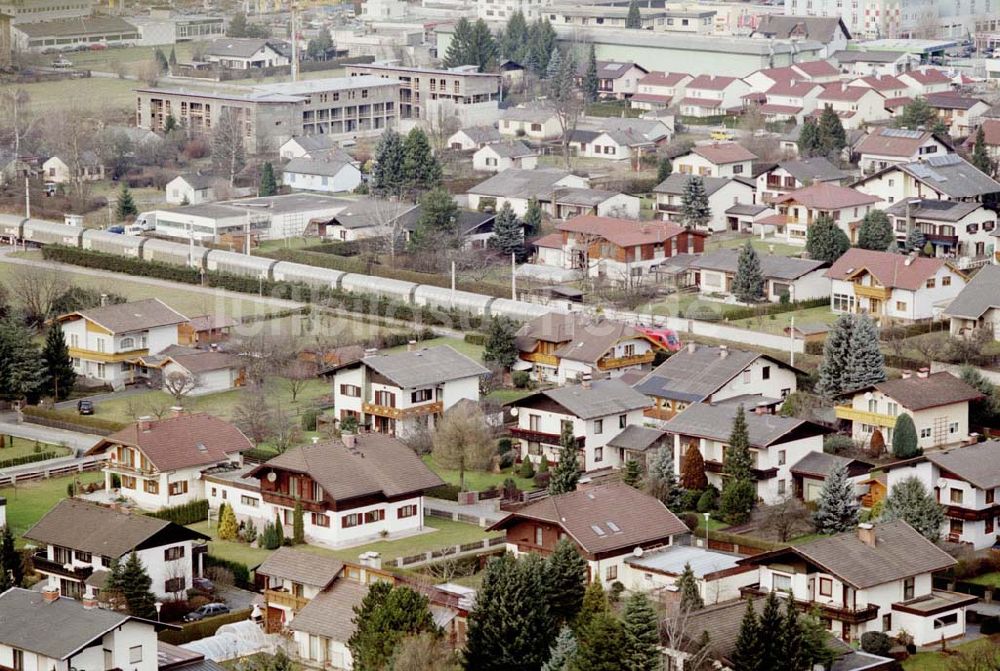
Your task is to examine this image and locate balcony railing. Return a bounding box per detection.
[834,406,897,428]
[740,585,880,624]
[597,352,656,370]
[853,284,891,301]
[68,347,150,363]
[107,461,158,477]
[521,352,559,366]
[261,492,327,514]
[644,407,676,421]
[362,401,443,420]
[32,552,93,580]
[704,460,778,480]
[265,589,310,613]
[510,427,585,447]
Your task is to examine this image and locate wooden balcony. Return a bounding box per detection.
[107,461,158,477]
[644,407,676,421]
[260,492,327,514]
[944,504,1000,522]
[32,552,93,580]
[597,351,656,370]
[265,589,309,613]
[834,406,897,428]
[362,400,443,420]
[68,347,149,363]
[740,585,880,624]
[510,427,585,447]
[704,460,778,480]
[521,352,559,367]
[852,284,891,301]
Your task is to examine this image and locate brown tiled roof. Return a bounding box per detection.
[969,118,1000,146]
[904,68,951,85]
[532,232,563,248]
[826,248,948,291]
[516,313,661,364]
[819,83,878,102]
[759,103,803,115]
[744,521,956,589]
[89,413,251,472]
[855,128,945,158]
[255,547,343,588]
[59,298,187,334]
[774,182,880,210]
[556,214,691,248]
[23,499,207,558]
[925,441,1000,489]
[638,71,690,87]
[488,482,688,556]
[852,75,905,91]
[247,434,445,501]
[687,74,739,91]
[186,314,239,332]
[883,96,913,109]
[691,142,757,165]
[872,372,983,411]
[925,92,986,110]
[288,578,368,641]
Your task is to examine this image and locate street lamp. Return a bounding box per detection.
[154,601,163,622]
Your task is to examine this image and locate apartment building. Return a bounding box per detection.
[0,0,96,23]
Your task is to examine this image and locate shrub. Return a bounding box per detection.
[533,471,551,489]
[146,500,209,526]
[497,437,512,454]
[157,599,193,623]
[518,459,535,479]
[301,408,320,431]
[512,371,531,388]
[608,581,625,604]
[696,487,718,513]
[426,483,461,501]
[681,489,702,512]
[680,512,700,531]
[0,451,57,469]
[860,631,893,656]
[464,333,486,346]
[187,595,211,610]
[21,405,128,433]
[203,555,250,589]
[824,434,855,455]
[498,452,515,469]
[159,608,253,645]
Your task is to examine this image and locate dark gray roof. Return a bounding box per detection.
[204,37,286,59]
[883,155,1000,199]
[834,50,905,63]
[361,345,488,388]
[284,156,356,178]
[330,198,419,230]
[526,378,652,419]
[470,168,578,199]
[255,547,344,588]
[689,248,827,280]
[884,198,982,222]
[664,403,826,448]
[606,424,669,452]
[944,264,1000,319]
[457,126,503,144]
[777,157,850,183]
[14,16,138,37]
[0,588,134,659]
[288,578,368,641]
[173,173,215,190]
[635,345,764,403]
[551,187,623,206]
[61,298,187,333]
[289,135,341,152]
[653,173,752,196]
[926,441,1000,490]
[480,140,535,159]
[790,451,872,478]
[753,15,850,42]
[725,203,770,216]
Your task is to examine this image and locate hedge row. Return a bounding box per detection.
[146,500,209,526]
[204,553,252,589]
[42,246,486,331]
[0,451,57,469]
[722,297,829,322]
[707,529,780,553]
[158,608,253,645]
[21,405,128,433]
[464,333,487,346]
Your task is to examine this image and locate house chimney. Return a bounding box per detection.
[137,415,152,432]
[719,345,729,358]
[170,406,183,418]
[100,293,109,307]
[581,373,592,390]
[687,342,696,354]
[917,368,929,379]
[407,340,417,352]
[857,522,876,547]
[343,432,356,448]
[42,587,59,603]
[901,370,912,379]
[82,596,99,610]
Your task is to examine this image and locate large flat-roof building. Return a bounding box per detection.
[12,15,139,50]
[135,75,399,153]
[0,0,96,24]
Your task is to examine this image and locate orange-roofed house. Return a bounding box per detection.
[536,214,706,283]
[768,182,881,245]
[679,75,751,118]
[673,142,757,178]
[826,248,968,322]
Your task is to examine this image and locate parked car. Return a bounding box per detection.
[183,603,229,622]
[192,577,215,592]
[77,399,94,415]
[107,225,125,234]
[710,128,735,141]
[51,57,73,68]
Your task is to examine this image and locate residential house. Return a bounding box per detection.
[497,106,562,141]
[679,75,752,118]
[321,198,419,242]
[883,441,1000,549]
[622,543,759,604]
[855,128,953,175]
[740,521,973,646]
[570,127,653,162]
[472,141,538,172]
[510,377,651,471]
[42,152,104,184]
[673,142,757,178]
[813,84,889,129]
[790,451,874,502]
[635,343,799,422]
[488,482,689,585]
[898,68,954,96]
[924,92,991,137]
[202,37,290,69]
[217,433,445,547]
[574,60,648,100]
[945,264,1000,338]
[856,155,1000,216]
[0,588,171,671]
[467,168,588,216]
[280,135,356,160]
[128,345,243,396]
[766,182,882,245]
[665,402,830,504]
[546,188,641,220]
[961,118,1000,163]
[689,249,830,302]
[86,412,252,510]
[165,174,215,205]
[724,203,778,234]
[884,198,997,260]
[631,71,692,110]
[282,156,363,193]
[326,345,487,438]
[847,74,911,106]
[833,49,920,77]
[758,79,824,123]
[256,547,345,634]
[755,157,849,203]
[55,298,188,388]
[605,425,672,471]
[654,173,756,232]
[752,15,851,57]
[446,126,503,150]
[178,314,238,346]
[742,61,842,92]
[827,248,968,322]
[534,214,706,283]
[514,313,666,384]
[835,370,982,451]
[23,499,208,600]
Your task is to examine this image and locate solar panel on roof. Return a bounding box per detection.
[927,154,963,167]
[881,128,923,138]
[591,525,607,536]
[607,521,621,532]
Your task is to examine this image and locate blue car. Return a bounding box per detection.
[107,225,125,234]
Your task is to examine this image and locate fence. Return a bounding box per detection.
[0,458,102,487]
[389,535,507,568]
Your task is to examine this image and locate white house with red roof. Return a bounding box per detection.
[679,75,751,118]
[759,79,824,122]
[962,118,1000,162]
[814,84,889,128]
[673,142,756,178]
[855,127,953,175]
[631,71,692,110]
[847,74,910,101]
[743,62,840,92]
[924,92,991,137]
[898,68,953,97]
[765,183,881,244]
[575,61,648,100]
[826,248,968,322]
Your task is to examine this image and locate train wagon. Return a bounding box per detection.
[81,229,144,257]
[22,219,85,247]
[205,250,278,278]
[143,238,209,268]
[413,285,494,316]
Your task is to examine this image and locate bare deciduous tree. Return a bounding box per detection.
[164,371,196,403]
[758,496,812,542]
[431,403,495,491]
[282,359,314,403]
[660,601,715,671]
[12,267,69,328]
[233,386,274,445]
[212,107,247,187]
[0,88,37,162]
[389,632,461,671]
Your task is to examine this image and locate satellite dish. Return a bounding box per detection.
[510,407,519,417]
[937,478,948,490]
[864,392,873,400]
[267,471,277,482]
[633,546,644,557]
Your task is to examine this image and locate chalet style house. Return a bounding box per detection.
[87,412,252,510]
[209,433,444,548]
[514,314,665,384]
[739,522,973,646]
[884,441,1000,549]
[489,482,689,585]
[635,343,799,421]
[256,547,347,633]
[23,499,208,600]
[327,345,488,438]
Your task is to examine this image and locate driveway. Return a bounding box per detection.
[0,415,102,452]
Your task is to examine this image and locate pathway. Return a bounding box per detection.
[0,415,102,452]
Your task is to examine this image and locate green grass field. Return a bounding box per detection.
[17,77,142,114]
[0,437,70,461]
[728,305,839,335]
[903,637,999,670]
[1,473,104,540]
[705,235,805,258]
[421,455,536,492]
[385,336,485,363]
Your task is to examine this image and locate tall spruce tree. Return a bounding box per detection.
[259,162,278,197]
[349,582,438,670]
[120,551,157,619]
[797,118,822,158]
[842,315,885,392]
[731,599,763,671]
[549,423,580,495]
[657,156,672,183]
[882,476,944,541]
[1,318,46,402]
[621,460,642,488]
[720,406,756,525]
[410,187,459,250]
[625,0,642,28]
[371,130,406,195]
[292,501,305,545]
[972,126,994,176]
[782,601,804,671]
[800,607,834,670]
[546,538,587,626]
[573,580,608,635]
[444,18,473,67]
[806,214,850,263]
[116,183,138,220]
[168,46,177,67]
[571,612,629,671]
[817,105,847,157]
[758,592,785,671]
[500,11,530,63]
[546,45,563,80]
[732,240,765,303]
[483,316,519,370]
[812,461,860,534]
[891,413,920,459]
[816,314,855,398]
[489,201,524,259]
[623,592,660,671]
[583,44,599,102]
[542,626,578,671]
[677,562,704,611]
[0,526,22,590]
[41,323,75,400]
[856,210,895,251]
[403,127,442,192]
[681,176,711,230]
[646,446,683,510]
[523,198,543,237]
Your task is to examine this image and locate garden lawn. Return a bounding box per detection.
[705,235,804,258]
[0,437,70,462]
[422,455,536,492]
[484,388,534,405]
[1,473,104,541]
[728,306,840,335]
[965,572,1000,588]
[903,637,999,670]
[18,77,142,114]
[384,337,485,363]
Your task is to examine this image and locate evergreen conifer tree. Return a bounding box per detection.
[348,582,438,670]
[842,315,886,392]
[905,226,926,253]
[444,18,473,68]
[154,48,169,73]
[571,612,628,671]
[816,314,855,398]
[782,601,804,671]
[489,201,524,259]
[623,592,660,671]
[797,118,821,157]
[120,551,157,619]
[546,45,563,80]
[41,323,75,401]
[168,47,177,67]
[259,162,278,197]
[546,539,588,626]
[972,126,994,176]
[116,183,138,220]
[657,156,672,183]
[856,210,895,251]
[806,214,850,263]
[549,424,580,495]
[584,44,599,102]
[882,476,944,541]
[371,130,406,195]
[720,406,756,525]
[403,128,442,192]
[218,502,238,540]
[759,591,785,671]
[681,176,711,230]
[800,607,834,670]
[732,240,764,303]
[891,413,920,459]
[680,442,708,491]
[483,316,519,370]
[731,599,763,671]
[499,11,529,63]
[677,562,704,611]
[0,526,21,590]
[573,580,608,635]
[292,501,305,545]
[411,188,459,250]
[621,460,642,488]
[817,105,847,157]
[812,461,860,534]
[469,19,499,72]
[1,318,47,402]
[646,446,683,510]
[625,0,642,28]
[523,198,543,237]
[542,626,578,671]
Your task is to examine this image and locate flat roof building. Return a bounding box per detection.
[12,15,139,50]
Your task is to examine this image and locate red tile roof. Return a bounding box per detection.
[557,214,698,248]
[678,96,721,108]
[851,75,905,91]
[775,182,881,210]
[759,103,803,115]
[826,248,950,291]
[691,142,757,164]
[638,71,690,87]
[904,68,951,85]
[793,60,839,77]
[532,232,564,248]
[819,83,879,102]
[687,74,740,91]
[766,80,823,97]
[968,118,1000,146]
[631,93,672,105]
[855,128,943,158]
[883,96,913,109]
